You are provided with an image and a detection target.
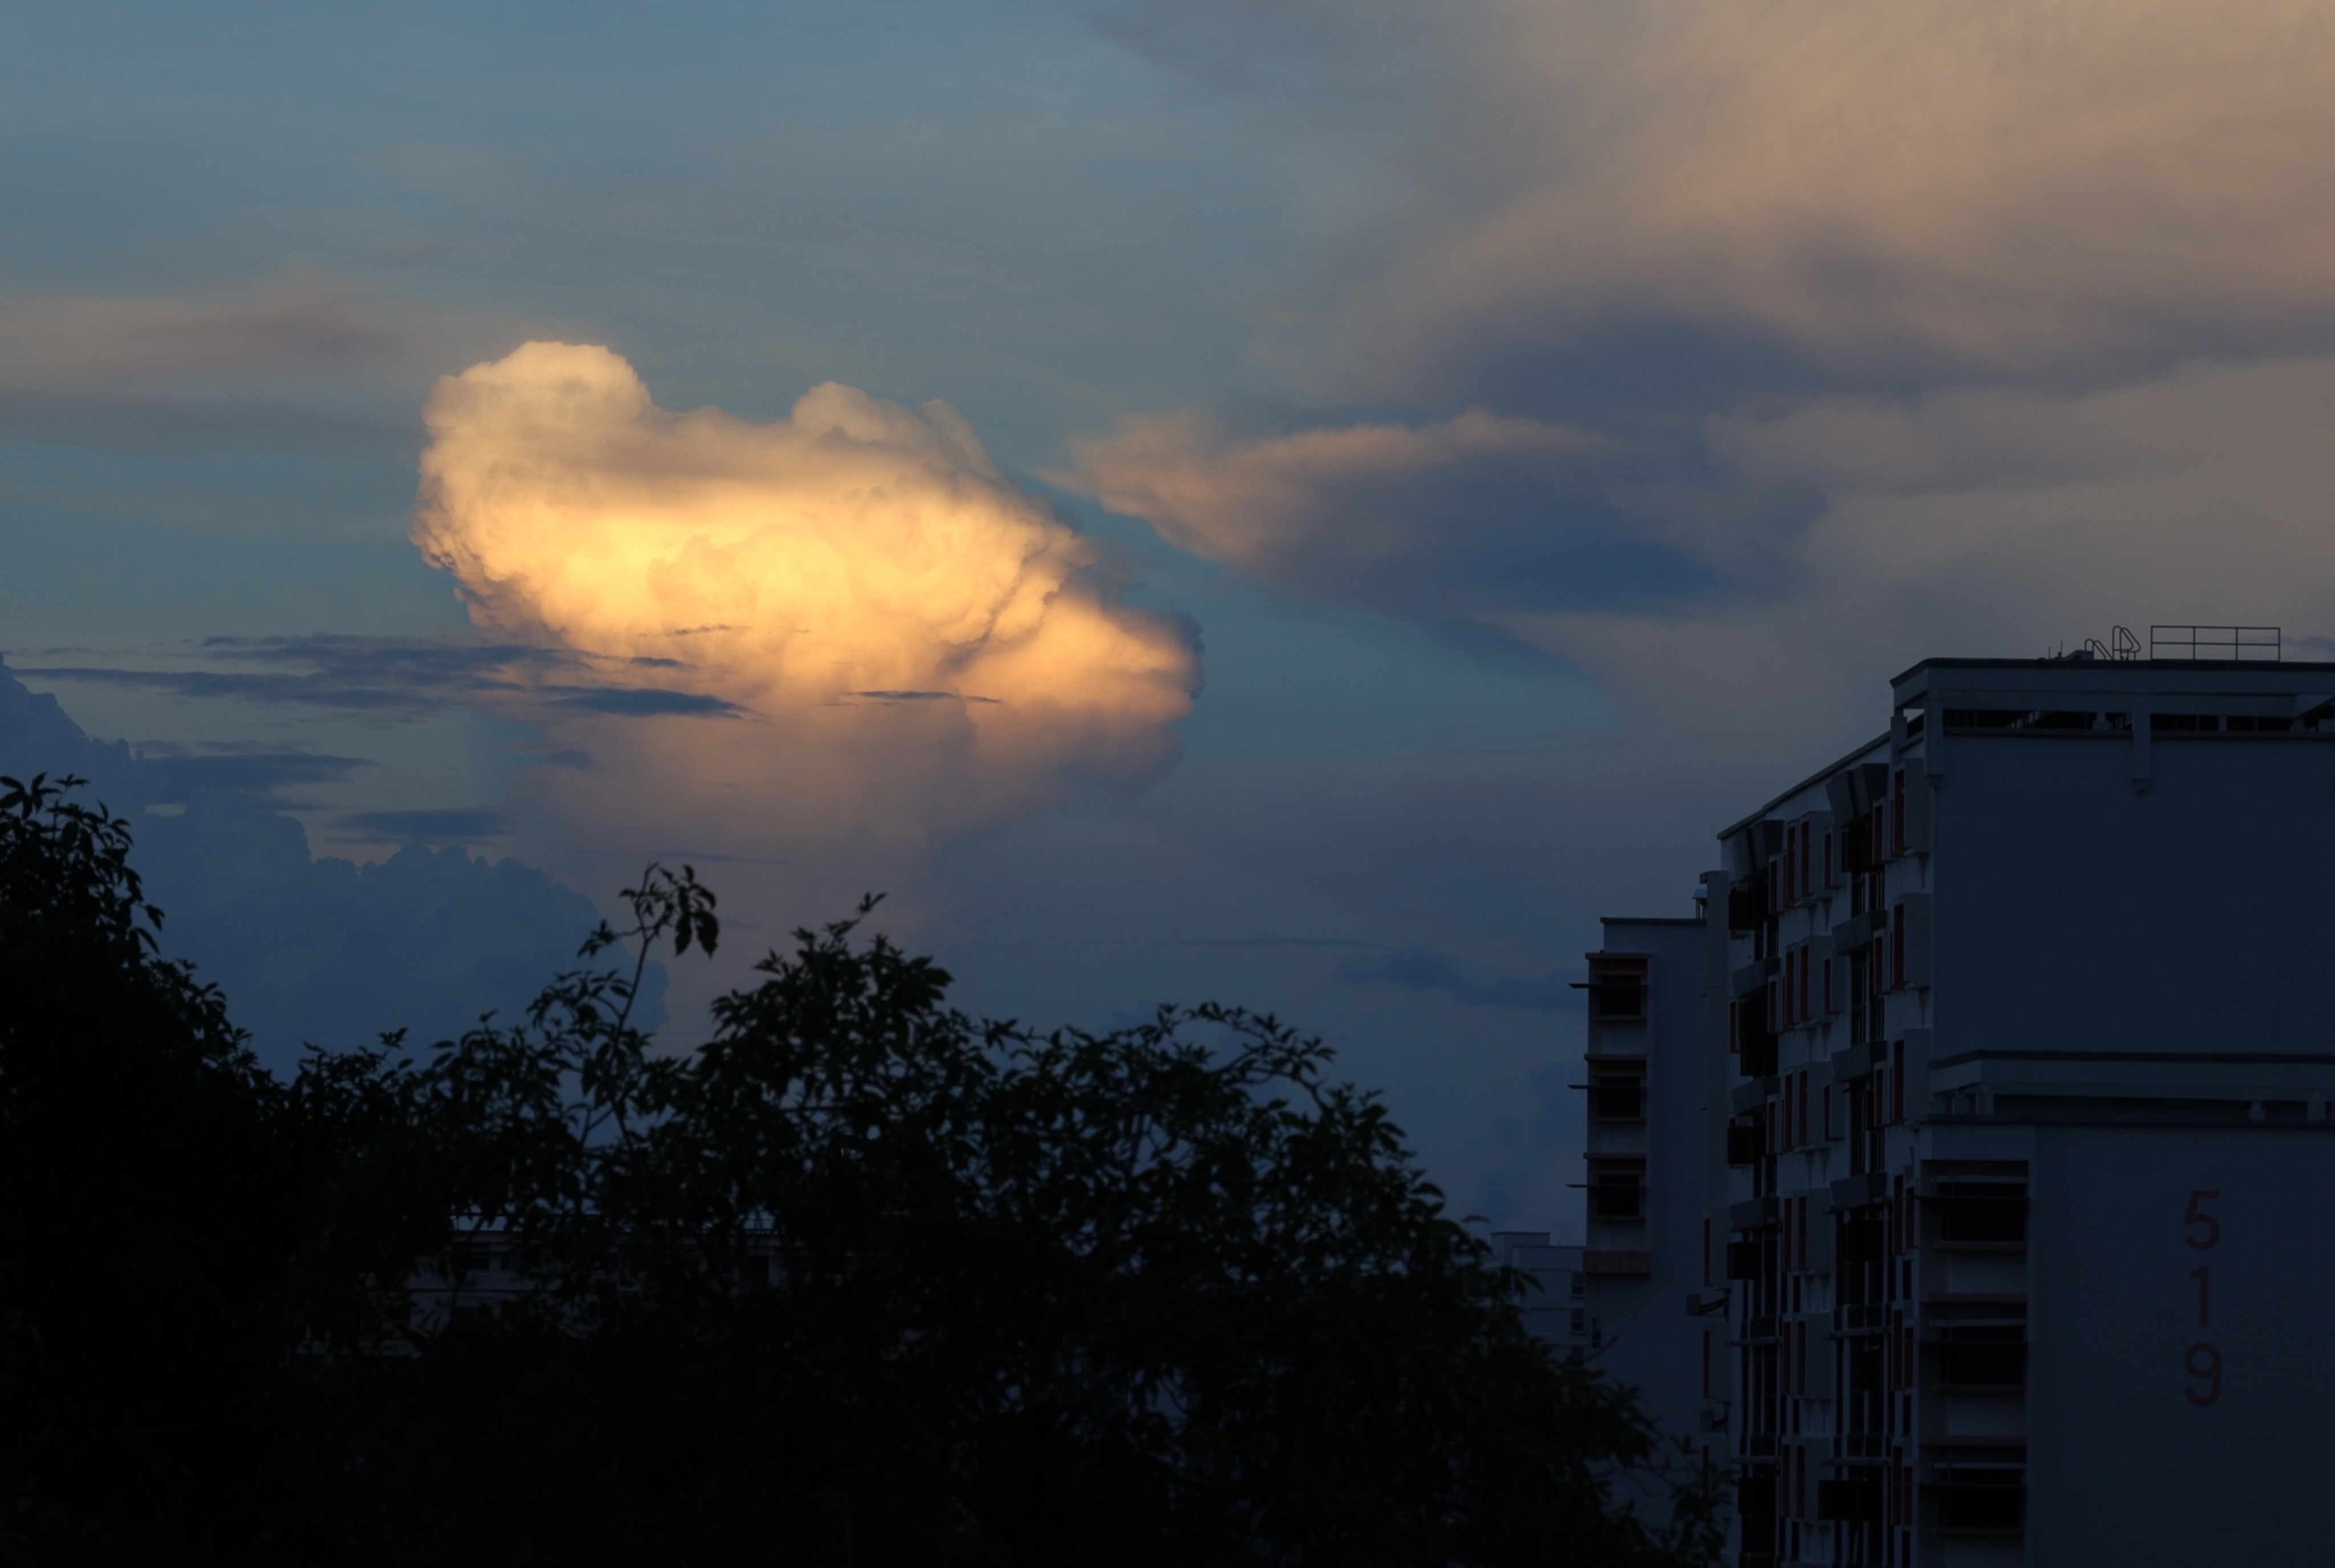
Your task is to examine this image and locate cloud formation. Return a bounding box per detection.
[0,660,650,1072]
[15,634,746,721]
[1333,944,1577,1011]
[1194,0,2335,401]
[1072,2,2335,760]
[1507,355,2335,754]
[333,808,512,846]
[0,274,418,453]
[1059,409,1715,615]
[413,343,1200,926]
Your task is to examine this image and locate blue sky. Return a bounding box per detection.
[7,0,2335,1230]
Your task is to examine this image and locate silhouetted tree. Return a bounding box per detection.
[0,775,310,1557]
[0,780,1719,1566]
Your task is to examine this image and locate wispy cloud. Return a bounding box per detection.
[0,272,547,454]
[144,745,375,805]
[16,633,745,723]
[1335,944,1578,1012]
[1057,408,1715,619]
[0,276,395,386]
[333,808,511,845]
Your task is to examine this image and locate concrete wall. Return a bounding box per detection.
[2028,1123,2335,1567]
[1934,733,2335,1060]
[1588,917,1714,1465]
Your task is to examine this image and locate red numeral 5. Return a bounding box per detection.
[2185,1190,2220,1251]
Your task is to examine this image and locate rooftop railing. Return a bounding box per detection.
[2149,625,2281,662]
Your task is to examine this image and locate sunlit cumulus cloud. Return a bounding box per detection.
[416,343,1199,923]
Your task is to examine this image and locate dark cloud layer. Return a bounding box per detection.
[149,747,373,804]
[0,658,655,1072]
[334,808,511,845]
[1334,944,1577,1012]
[16,633,745,723]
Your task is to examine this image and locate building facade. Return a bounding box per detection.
[1490,1231,1592,1361]
[1581,651,2335,1567]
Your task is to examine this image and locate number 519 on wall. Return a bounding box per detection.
[2185,1190,2219,1407]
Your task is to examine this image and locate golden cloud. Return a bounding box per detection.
[414,342,1198,915]
[1259,0,2335,393]
[1059,409,1600,576]
[1053,408,1618,615]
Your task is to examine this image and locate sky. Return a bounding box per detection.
[6,0,2334,1233]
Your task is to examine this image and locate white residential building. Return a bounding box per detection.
[1490,1231,1592,1360]
[1580,642,2335,1567]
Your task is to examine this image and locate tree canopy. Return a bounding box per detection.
[0,776,1715,1566]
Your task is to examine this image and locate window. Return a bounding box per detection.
[1588,1071,1645,1122]
[1586,1156,1645,1220]
[1938,1333,2026,1390]
[1586,958,1648,1020]
[1933,1184,2028,1244]
[1891,768,1907,856]
[1935,1477,2024,1532]
[1736,991,1777,1076]
[1590,1177,1644,1220]
[1817,1480,1883,1523]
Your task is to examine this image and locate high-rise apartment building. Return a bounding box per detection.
[1579,644,2335,1567]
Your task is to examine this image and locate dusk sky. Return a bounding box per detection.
[6,0,2334,1232]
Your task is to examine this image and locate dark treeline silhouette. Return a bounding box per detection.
[0,775,1718,1566]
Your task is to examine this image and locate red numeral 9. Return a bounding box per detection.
[2185,1342,2221,1407]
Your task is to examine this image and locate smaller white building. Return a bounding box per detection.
[1490,1231,1590,1360]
